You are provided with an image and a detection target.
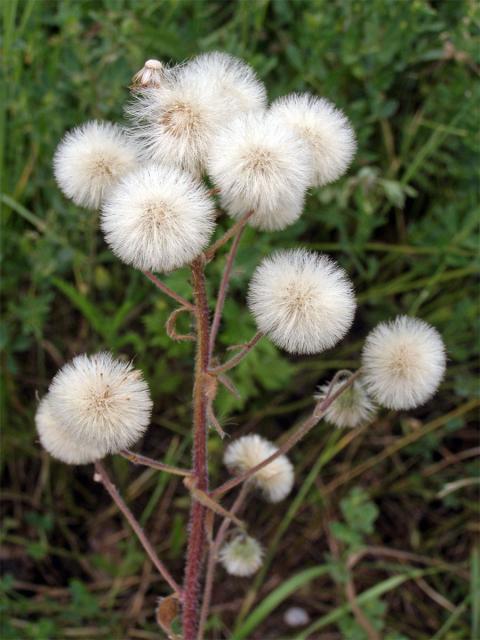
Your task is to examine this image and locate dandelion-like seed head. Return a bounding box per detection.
[35,397,106,465]
[207,111,313,230]
[127,63,230,175]
[248,250,356,354]
[219,534,264,577]
[184,52,267,113]
[315,378,376,428]
[101,164,216,273]
[269,93,356,187]
[362,316,446,410]
[223,434,294,503]
[53,121,139,209]
[47,352,153,454]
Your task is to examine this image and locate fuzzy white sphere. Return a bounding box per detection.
[127,63,229,175]
[224,434,294,503]
[35,396,106,465]
[315,378,376,428]
[269,93,356,187]
[47,353,153,454]
[184,52,267,113]
[362,316,446,410]
[53,121,139,209]
[248,250,356,354]
[207,111,313,230]
[219,534,264,577]
[101,164,215,273]
[284,607,310,627]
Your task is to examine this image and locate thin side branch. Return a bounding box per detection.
[211,369,363,498]
[119,450,193,477]
[208,332,264,375]
[144,271,194,311]
[208,214,251,359]
[204,210,254,262]
[183,477,245,529]
[93,461,182,597]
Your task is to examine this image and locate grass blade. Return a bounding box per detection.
[231,565,330,640]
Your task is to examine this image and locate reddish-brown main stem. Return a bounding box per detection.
[182,257,210,640]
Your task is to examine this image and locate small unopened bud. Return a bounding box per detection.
[131,59,164,90]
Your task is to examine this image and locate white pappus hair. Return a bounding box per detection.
[206,111,313,231]
[269,93,356,187]
[53,121,139,209]
[315,378,376,428]
[127,63,230,175]
[219,534,264,577]
[101,164,216,273]
[248,250,356,354]
[362,316,446,410]
[223,434,294,503]
[35,396,106,465]
[184,52,267,114]
[47,352,153,454]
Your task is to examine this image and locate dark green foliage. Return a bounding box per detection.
[1,0,478,638]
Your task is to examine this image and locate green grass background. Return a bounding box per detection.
[1,0,479,638]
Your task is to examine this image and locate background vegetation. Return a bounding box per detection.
[1,0,479,638]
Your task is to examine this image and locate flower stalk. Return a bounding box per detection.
[182,257,211,640]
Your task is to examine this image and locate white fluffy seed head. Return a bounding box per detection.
[127,65,228,175]
[184,52,267,113]
[219,534,264,577]
[47,353,153,454]
[269,93,356,187]
[207,111,313,230]
[248,250,356,354]
[315,378,376,428]
[53,121,139,209]
[101,164,216,273]
[127,53,266,175]
[362,316,446,410]
[35,396,106,465]
[224,434,294,503]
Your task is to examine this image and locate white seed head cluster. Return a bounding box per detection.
[101,164,215,273]
[207,111,312,230]
[35,397,105,465]
[54,121,139,209]
[362,316,446,410]
[219,534,264,577]
[315,378,376,428]
[128,53,266,175]
[224,434,294,503]
[269,93,356,187]
[248,250,356,354]
[43,353,153,458]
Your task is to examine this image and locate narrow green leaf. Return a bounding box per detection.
[52,277,106,337]
[293,568,436,640]
[231,565,330,640]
